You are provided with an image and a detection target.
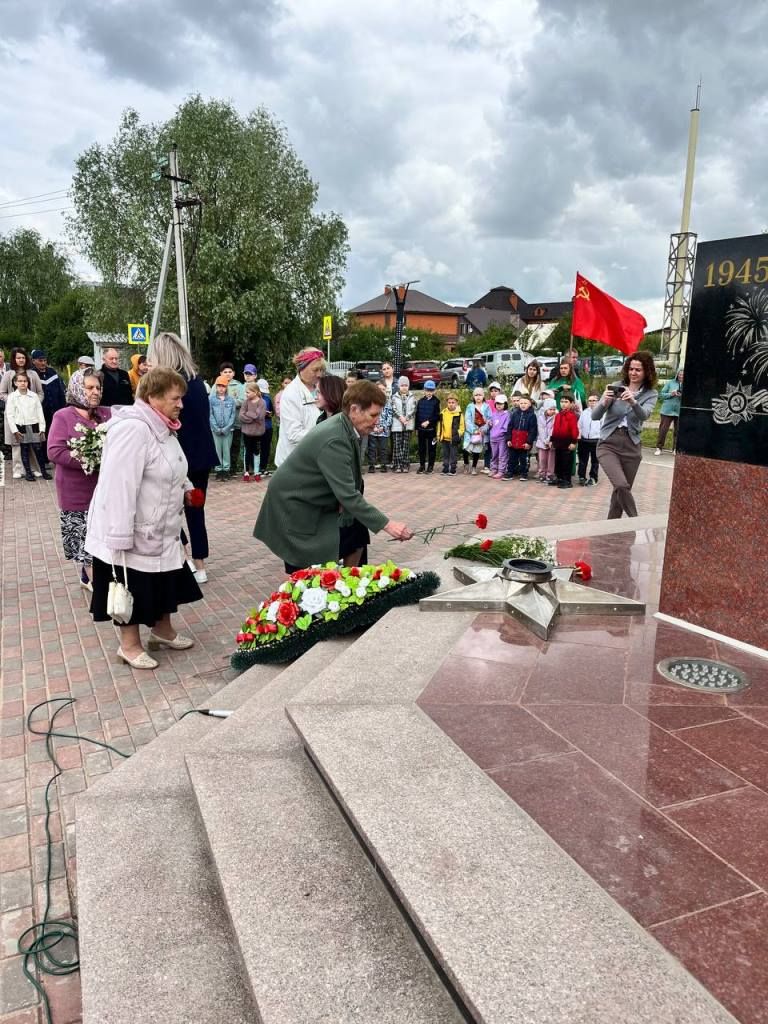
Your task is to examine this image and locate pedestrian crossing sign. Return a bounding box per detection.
[128,323,149,345]
[322,315,333,341]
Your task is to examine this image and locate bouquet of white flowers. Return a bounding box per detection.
[67,421,109,475]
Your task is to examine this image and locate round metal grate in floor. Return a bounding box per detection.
[656,657,749,693]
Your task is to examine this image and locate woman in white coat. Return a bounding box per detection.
[273,347,326,466]
[85,367,203,669]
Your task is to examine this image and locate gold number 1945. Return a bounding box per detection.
[704,257,768,286]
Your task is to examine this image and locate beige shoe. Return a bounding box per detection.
[117,647,159,670]
[148,632,194,651]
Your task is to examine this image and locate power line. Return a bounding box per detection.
[0,207,73,220]
[0,188,70,209]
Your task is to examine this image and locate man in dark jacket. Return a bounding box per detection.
[415,379,440,473]
[30,349,66,463]
[99,347,133,406]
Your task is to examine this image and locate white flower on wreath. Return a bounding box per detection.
[334,580,352,597]
[327,600,341,613]
[266,600,281,622]
[300,588,328,615]
[378,575,391,588]
[278,581,293,593]
[355,586,367,598]
[293,580,307,592]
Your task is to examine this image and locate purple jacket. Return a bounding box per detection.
[85,401,192,572]
[48,406,112,511]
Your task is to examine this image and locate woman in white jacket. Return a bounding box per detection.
[85,367,203,669]
[273,347,326,466]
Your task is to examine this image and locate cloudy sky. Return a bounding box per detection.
[2,0,767,327]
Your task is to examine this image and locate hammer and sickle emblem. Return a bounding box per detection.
[577,284,590,301]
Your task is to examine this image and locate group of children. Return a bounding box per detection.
[208,363,274,481]
[367,376,604,488]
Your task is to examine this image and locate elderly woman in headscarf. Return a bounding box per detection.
[273,347,326,466]
[47,370,112,591]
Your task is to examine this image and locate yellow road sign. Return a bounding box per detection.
[322,315,333,341]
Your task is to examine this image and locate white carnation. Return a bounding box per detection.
[300,588,328,615]
[378,575,391,588]
[327,601,340,613]
[355,587,367,598]
[266,600,281,622]
[334,580,352,597]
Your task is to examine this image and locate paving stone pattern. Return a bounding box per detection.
[0,454,672,1022]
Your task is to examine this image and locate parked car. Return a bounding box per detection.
[402,360,441,388]
[603,356,625,377]
[440,358,469,388]
[355,361,383,382]
[472,349,529,380]
[535,357,559,383]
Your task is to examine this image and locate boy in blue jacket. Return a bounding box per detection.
[415,380,440,473]
[209,374,236,478]
[505,394,538,480]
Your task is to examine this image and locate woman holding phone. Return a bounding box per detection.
[592,351,658,518]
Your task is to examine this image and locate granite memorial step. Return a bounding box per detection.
[287,702,738,1024]
[186,750,463,1024]
[76,638,353,1024]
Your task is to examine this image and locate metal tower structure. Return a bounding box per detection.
[662,85,701,367]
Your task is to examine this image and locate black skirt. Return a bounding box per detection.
[90,556,203,627]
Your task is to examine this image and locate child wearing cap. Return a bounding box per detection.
[437,394,464,474]
[505,394,537,480]
[209,375,236,479]
[415,380,440,473]
[391,376,415,472]
[239,381,267,481]
[535,398,557,482]
[489,393,510,479]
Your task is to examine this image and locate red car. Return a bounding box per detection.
[401,360,441,389]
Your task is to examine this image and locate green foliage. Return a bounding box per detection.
[34,289,90,368]
[471,322,519,352]
[0,229,73,336]
[445,534,555,566]
[333,324,448,363]
[67,96,349,372]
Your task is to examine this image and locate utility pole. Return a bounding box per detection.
[663,85,700,368]
[386,279,420,377]
[151,145,201,350]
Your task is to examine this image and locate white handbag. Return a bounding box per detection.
[107,551,134,624]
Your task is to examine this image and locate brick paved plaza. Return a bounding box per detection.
[0,454,673,1022]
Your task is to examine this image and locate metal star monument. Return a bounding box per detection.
[419,559,645,640]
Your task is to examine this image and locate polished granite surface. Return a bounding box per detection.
[419,529,768,1024]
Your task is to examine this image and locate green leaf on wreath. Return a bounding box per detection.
[295,614,312,631]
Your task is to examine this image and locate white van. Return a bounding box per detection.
[473,349,530,380]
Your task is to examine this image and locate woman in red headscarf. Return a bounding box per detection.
[273,347,326,466]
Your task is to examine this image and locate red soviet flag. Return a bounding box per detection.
[572,273,647,355]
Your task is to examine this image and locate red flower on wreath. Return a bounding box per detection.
[243,631,254,642]
[391,568,402,581]
[574,560,592,582]
[236,632,246,643]
[373,569,382,580]
[475,513,488,529]
[480,539,493,551]
[320,570,340,588]
[349,567,360,577]
[265,622,278,634]
[290,569,311,581]
[276,601,300,627]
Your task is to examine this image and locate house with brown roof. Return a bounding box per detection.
[468,286,573,328]
[348,287,463,349]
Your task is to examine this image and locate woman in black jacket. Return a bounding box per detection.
[147,332,218,582]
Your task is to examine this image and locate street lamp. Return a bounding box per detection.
[385,279,420,378]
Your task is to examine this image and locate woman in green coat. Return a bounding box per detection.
[548,359,587,411]
[254,381,413,571]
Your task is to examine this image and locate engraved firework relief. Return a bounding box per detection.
[678,234,768,466]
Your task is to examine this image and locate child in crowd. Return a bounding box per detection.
[391,375,415,472]
[209,375,236,479]
[256,379,274,477]
[367,380,392,472]
[219,362,246,471]
[577,392,602,486]
[535,397,557,482]
[5,372,50,481]
[239,380,267,481]
[506,394,537,480]
[463,388,491,475]
[415,379,440,473]
[483,382,503,472]
[489,393,510,479]
[438,393,464,475]
[550,391,579,488]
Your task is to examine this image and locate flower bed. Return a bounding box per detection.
[231,561,440,669]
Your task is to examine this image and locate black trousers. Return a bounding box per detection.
[367,434,388,468]
[553,445,574,483]
[20,442,47,477]
[242,435,261,474]
[441,441,459,471]
[577,438,599,481]
[259,430,272,473]
[183,469,211,560]
[417,429,436,469]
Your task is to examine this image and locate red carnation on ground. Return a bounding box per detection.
[475,514,488,529]
[276,601,300,627]
[320,570,340,588]
[480,539,493,551]
[574,560,592,582]
[187,488,206,508]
